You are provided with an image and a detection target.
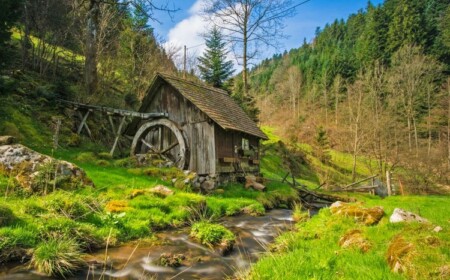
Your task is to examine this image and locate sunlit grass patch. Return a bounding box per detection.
[30,238,84,277]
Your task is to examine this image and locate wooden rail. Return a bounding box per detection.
[59,99,168,119]
[59,99,168,156]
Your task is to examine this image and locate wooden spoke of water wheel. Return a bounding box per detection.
[131,119,188,169]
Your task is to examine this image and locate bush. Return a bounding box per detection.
[97,152,113,160]
[45,192,90,220]
[95,159,110,167]
[75,152,97,162]
[190,222,235,247]
[31,238,84,276]
[0,205,16,227]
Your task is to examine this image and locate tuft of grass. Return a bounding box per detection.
[190,221,235,247]
[30,238,84,277]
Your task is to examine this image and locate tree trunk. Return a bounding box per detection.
[413,117,419,157]
[448,79,450,170]
[85,0,100,95]
[427,87,431,156]
[407,116,412,152]
[21,1,30,70]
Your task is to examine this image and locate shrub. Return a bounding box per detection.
[66,133,81,147]
[0,205,16,227]
[45,192,90,220]
[95,159,110,167]
[97,152,113,160]
[190,222,235,247]
[30,238,84,276]
[75,152,97,162]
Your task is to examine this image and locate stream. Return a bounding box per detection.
[0,209,294,280]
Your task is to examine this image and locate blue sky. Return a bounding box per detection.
[150,0,384,67]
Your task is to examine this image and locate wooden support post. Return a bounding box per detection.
[110,116,126,156]
[281,172,290,183]
[77,110,90,134]
[53,118,61,150]
[108,114,116,134]
[291,172,297,187]
[386,170,392,196]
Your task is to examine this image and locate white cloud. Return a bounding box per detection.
[163,0,208,70]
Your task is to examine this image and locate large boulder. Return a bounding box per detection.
[0,144,91,192]
[389,208,429,224]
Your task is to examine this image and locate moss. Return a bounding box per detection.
[330,202,385,225]
[105,200,129,213]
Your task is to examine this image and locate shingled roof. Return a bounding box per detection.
[136,73,267,139]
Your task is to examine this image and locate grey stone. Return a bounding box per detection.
[389,208,429,223]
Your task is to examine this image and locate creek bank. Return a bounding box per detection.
[0,209,295,280]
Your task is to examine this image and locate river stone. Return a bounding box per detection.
[433,226,443,232]
[0,136,16,146]
[201,179,215,191]
[0,144,91,192]
[389,208,429,224]
[157,253,186,267]
[149,185,174,197]
[244,175,266,191]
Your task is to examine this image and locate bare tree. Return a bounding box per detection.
[202,0,301,94]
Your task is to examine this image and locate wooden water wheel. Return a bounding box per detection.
[130,119,189,169]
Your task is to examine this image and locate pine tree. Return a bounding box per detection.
[197,27,234,88]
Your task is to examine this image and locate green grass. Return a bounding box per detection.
[30,238,84,277]
[247,195,450,280]
[190,221,235,247]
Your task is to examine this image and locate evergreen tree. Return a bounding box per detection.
[197,27,234,88]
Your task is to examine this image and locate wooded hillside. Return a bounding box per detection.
[249,0,450,190]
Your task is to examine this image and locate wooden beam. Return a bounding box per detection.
[60,99,168,119]
[108,114,116,134]
[110,116,127,156]
[160,142,179,154]
[77,110,90,134]
[342,175,378,189]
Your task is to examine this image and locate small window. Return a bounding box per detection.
[242,138,249,150]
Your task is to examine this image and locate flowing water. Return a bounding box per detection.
[0,209,294,280]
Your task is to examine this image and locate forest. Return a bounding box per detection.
[0,0,449,279]
[249,0,450,190]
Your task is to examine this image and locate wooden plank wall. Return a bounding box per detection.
[215,126,260,174]
[142,83,216,175]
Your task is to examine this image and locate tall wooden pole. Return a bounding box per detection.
[386,170,392,196]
